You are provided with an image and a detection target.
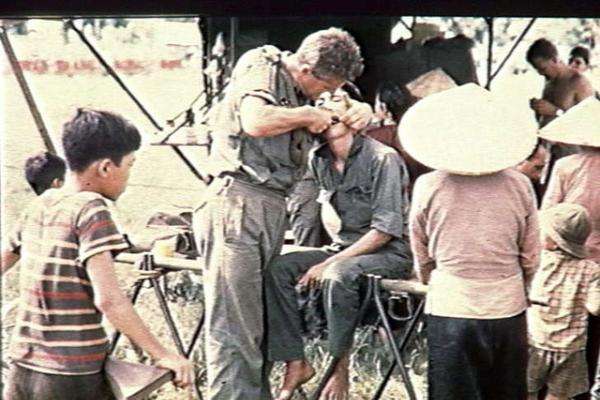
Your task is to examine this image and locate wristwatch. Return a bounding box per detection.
[555,108,564,117]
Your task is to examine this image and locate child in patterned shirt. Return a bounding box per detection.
[528,203,600,400]
[1,109,193,399]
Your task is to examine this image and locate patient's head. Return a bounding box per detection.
[316,88,356,140]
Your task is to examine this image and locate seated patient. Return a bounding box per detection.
[266,89,413,400]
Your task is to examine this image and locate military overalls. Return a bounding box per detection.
[193,45,313,400]
[266,135,413,361]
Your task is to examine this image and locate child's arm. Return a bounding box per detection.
[86,251,194,388]
[586,270,600,316]
[1,248,20,275]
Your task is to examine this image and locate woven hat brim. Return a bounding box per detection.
[538,97,600,148]
[399,83,538,175]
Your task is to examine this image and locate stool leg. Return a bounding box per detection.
[371,300,424,400]
[309,275,375,400]
[372,278,418,400]
[185,310,204,357]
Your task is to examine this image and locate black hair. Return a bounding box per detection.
[25,151,66,195]
[342,81,364,102]
[62,108,141,172]
[569,46,590,65]
[375,81,413,122]
[526,39,558,64]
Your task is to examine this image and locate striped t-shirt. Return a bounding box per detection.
[7,189,129,375]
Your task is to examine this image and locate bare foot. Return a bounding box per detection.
[276,359,315,400]
[321,356,350,400]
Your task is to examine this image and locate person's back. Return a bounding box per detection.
[542,149,600,263]
[413,168,538,318]
[9,188,126,374]
[529,249,598,352]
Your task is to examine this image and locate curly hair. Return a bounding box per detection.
[296,27,364,82]
[62,108,141,172]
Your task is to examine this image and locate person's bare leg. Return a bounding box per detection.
[544,392,565,400]
[321,354,350,400]
[276,359,315,400]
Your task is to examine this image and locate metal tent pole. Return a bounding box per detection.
[489,18,537,84]
[0,25,56,154]
[67,19,210,185]
[485,17,494,89]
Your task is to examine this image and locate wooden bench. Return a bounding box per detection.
[105,358,173,400]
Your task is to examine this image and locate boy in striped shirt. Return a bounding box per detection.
[1,109,193,399]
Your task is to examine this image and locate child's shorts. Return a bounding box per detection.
[527,347,589,398]
[3,363,116,400]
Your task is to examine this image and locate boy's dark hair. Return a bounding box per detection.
[526,38,558,64]
[62,108,141,172]
[376,81,413,122]
[569,46,590,65]
[25,151,66,195]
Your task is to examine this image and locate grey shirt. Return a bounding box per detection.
[206,45,313,194]
[310,134,411,258]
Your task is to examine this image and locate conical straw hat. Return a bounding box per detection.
[538,96,600,147]
[398,83,538,175]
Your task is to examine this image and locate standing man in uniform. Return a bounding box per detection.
[193,28,371,400]
[266,89,412,400]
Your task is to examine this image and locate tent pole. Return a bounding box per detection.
[485,17,494,89]
[67,19,210,185]
[489,18,537,83]
[0,25,56,154]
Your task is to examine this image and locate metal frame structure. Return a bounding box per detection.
[110,253,205,399]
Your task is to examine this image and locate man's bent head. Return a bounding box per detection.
[527,38,560,79]
[295,28,364,100]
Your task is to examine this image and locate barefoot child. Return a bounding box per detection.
[1,109,193,399]
[527,203,600,400]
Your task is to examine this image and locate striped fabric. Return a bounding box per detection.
[7,189,129,375]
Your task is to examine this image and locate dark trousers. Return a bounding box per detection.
[427,312,528,400]
[3,364,115,400]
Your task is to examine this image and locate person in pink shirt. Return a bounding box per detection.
[539,97,600,400]
[402,83,540,400]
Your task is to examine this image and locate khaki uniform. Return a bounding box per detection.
[266,135,413,360]
[194,45,312,400]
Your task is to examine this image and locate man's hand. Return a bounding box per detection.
[340,100,373,130]
[156,352,194,389]
[305,106,334,134]
[529,98,560,117]
[298,261,330,289]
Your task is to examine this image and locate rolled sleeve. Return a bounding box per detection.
[235,48,278,108]
[409,176,435,272]
[76,199,129,265]
[370,152,407,239]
